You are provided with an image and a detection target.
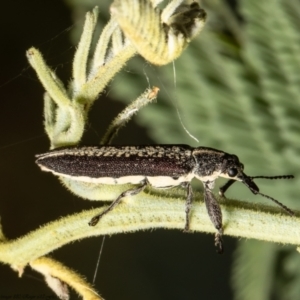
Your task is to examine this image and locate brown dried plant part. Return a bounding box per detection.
[111,0,207,65]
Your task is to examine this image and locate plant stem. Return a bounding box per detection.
[0,189,299,267]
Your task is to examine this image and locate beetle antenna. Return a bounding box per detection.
[241,174,295,216]
[250,175,294,180]
[220,175,294,197]
[249,188,295,216]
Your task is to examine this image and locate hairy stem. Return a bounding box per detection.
[30,257,102,300]
[0,189,299,267]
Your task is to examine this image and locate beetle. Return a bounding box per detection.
[35,145,294,253]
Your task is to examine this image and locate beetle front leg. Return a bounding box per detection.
[203,182,224,254]
[89,179,148,226]
[219,179,235,197]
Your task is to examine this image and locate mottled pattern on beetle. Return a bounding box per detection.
[36,145,244,181]
[41,145,193,161]
[192,147,228,176]
[36,145,196,179]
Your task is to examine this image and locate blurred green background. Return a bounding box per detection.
[0,0,300,299]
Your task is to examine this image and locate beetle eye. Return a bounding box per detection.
[228,168,238,177]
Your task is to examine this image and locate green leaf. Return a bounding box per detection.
[65,0,300,299]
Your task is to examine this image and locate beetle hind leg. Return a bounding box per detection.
[89,179,148,226]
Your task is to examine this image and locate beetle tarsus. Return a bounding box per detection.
[215,232,224,254]
[89,216,100,226]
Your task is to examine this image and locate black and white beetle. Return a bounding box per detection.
[36,145,294,253]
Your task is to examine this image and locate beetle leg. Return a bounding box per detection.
[219,179,235,197]
[204,182,224,254]
[89,179,148,226]
[181,182,193,232]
